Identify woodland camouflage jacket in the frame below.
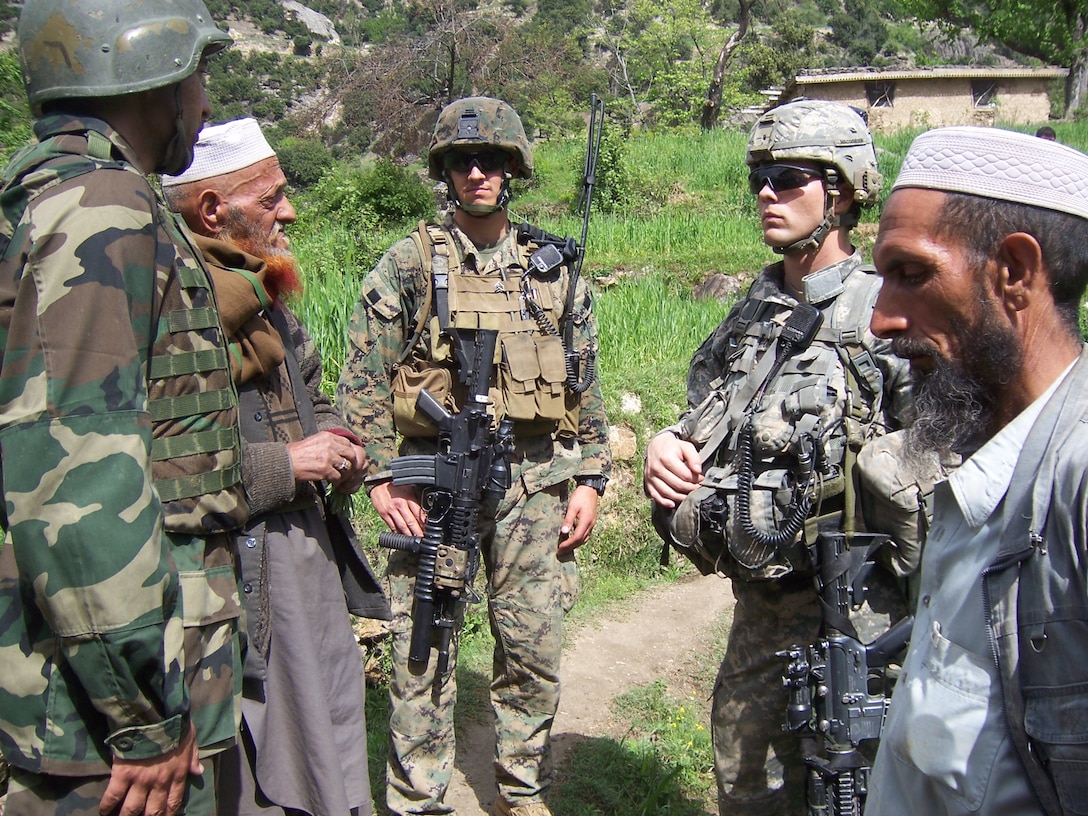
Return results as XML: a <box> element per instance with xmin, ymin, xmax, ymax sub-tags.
<box><xmin>337</xmin><ymin>213</ymin><xmax>611</xmax><ymax>494</ymax></box>
<box><xmin>0</xmin><ymin>114</ymin><xmax>245</xmax><ymax>775</ymax></box>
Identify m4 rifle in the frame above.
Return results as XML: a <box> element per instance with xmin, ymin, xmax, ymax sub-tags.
<box><xmin>378</xmin><ymin>328</ymin><xmax>514</xmax><ymax>680</ymax></box>
<box><xmin>779</xmin><ymin>531</ymin><xmax>914</xmax><ymax>816</ymax></box>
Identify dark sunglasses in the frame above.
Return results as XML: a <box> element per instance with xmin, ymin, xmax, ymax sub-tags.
<box><xmin>444</xmin><ymin>149</ymin><xmax>509</xmax><ymax>174</ymax></box>
<box><xmin>747</xmin><ymin>164</ymin><xmax>823</xmax><ymax>195</ymax></box>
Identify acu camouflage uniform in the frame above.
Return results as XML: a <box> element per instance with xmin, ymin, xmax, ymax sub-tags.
<box><xmin>337</xmin><ymin>210</ymin><xmax>611</xmax><ymax>815</ymax></box>
<box><xmin>668</xmin><ymin>253</ymin><xmax>912</xmax><ymax>816</ymax></box>
<box><xmin>0</xmin><ymin>114</ymin><xmax>245</xmax><ymax>813</ymax></box>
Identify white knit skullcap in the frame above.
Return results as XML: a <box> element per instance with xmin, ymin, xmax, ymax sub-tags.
<box><xmin>161</xmin><ymin>118</ymin><xmax>276</xmax><ymax>187</ymax></box>
<box><xmin>892</xmin><ymin>126</ymin><xmax>1088</xmax><ymax>222</ymax></box>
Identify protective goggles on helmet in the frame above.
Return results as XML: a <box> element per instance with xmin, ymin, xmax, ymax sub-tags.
<box><xmin>444</xmin><ymin>149</ymin><xmax>510</xmax><ymax>174</ymax></box>
<box><xmin>748</xmin><ymin>164</ymin><xmax>824</xmax><ymax>196</ymax></box>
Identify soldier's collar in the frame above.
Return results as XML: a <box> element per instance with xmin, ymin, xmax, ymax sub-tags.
<box><xmin>799</xmin><ymin>251</ymin><xmax>861</xmax><ymax>305</ymax></box>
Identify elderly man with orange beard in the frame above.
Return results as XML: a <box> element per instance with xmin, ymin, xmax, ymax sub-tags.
<box><xmin>162</xmin><ymin>118</ymin><xmax>390</xmax><ymax>816</ymax></box>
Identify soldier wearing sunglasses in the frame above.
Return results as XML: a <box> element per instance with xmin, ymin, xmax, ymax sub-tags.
<box><xmin>646</xmin><ymin>100</ymin><xmax>919</xmax><ymax>816</ymax></box>
<box><xmin>338</xmin><ymin>97</ymin><xmax>611</xmax><ymax>816</ymax></box>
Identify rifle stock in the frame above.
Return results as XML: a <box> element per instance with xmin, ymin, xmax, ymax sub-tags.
<box><xmin>378</xmin><ymin>328</ymin><xmax>514</xmax><ymax>680</ymax></box>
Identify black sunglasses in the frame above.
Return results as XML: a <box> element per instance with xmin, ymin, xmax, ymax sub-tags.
<box><xmin>748</xmin><ymin>164</ymin><xmax>824</xmax><ymax>196</ymax></box>
<box><xmin>444</xmin><ymin>149</ymin><xmax>509</xmax><ymax>174</ymax></box>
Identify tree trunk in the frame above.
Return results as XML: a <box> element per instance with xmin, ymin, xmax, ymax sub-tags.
<box><xmin>700</xmin><ymin>0</ymin><xmax>753</xmax><ymax>130</ymax></box>
<box><xmin>1066</xmin><ymin>56</ymin><xmax>1087</xmax><ymax>118</ymax></box>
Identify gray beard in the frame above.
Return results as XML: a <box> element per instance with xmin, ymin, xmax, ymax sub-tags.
<box><xmin>896</xmin><ymin>310</ymin><xmax>1022</xmax><ymax>465</ymax></box>
<box><xmin>904</xmin><ymin>361</ymin><xmax>992</xmax><ymax>465</ymax></box>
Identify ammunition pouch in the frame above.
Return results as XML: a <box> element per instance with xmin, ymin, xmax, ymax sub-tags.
<box><xmin>500</xmin><ymin>333</ymin><xmax>568</xmax><ymax>423</ymax></box>
<box><xmin>654</xmin><ymin>464</ymin><xmax>824</xmax><ymax>582</ymax></box>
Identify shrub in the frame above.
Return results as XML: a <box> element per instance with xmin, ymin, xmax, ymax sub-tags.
<box><xmin>308</xmin><ymin>158</ymin><xmax>436</xmax><ymax>236</ymax></box>
<box><xmin>275</xmin><ymin>136</ymin><xmax>335</xmax><ymax>189</ymax></box>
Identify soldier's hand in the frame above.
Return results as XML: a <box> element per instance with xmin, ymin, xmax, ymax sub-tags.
<box><xmin>644</xmin><ymin>431</ymin><xmax>703</xmax><ymax>508</ymax></box>
<box><xmin>100</xmin><ymin>723</ymin><xmax>201</xmax><ymax>816</ymax></box>
<box><xmin>558</xmin><ymin>485</ymin><xmax>599</xmax><ymax>554</ymax></box>
<box><xmin>371</xmin><ymin>481</ymin><xmax>425</xmax><ymax>537</ymax></box>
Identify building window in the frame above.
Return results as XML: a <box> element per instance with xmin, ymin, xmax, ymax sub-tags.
<box><xmin>972</xmin><ymin>79</ymin><xmax>997</xmax><ymax>107</ymax></box>
<box><xmin>865</xmin><ymin>81</ymin><xmax>895</xmax><ymax>108</ymax></box>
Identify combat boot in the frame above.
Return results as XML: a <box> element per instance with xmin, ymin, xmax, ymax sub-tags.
<box><xmin>492</xmin><ymin>798</ymin><xmax>553</xmax><ymax>816</ymax></box>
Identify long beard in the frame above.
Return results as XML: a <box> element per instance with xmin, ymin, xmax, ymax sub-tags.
<box><xmin>895</xmin><ymin>303</ymin><xmax>1022</xmax><ymax>463</ymax></box>
<box><xmin>220</xmin><ymin>209</ymin><xmax>303</xmax><ymax>303</ymax></box>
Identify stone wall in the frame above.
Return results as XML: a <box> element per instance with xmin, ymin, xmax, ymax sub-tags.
<box><xmin>795</xmin><ymin>76</ymin><xmax>1053</xmax><ymax>131</ymax></box>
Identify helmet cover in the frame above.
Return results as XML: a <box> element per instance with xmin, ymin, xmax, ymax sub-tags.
<box><xmin>428</xmin><ymin>96</ymin><xmax>533</xmax><ymax>180</ymax></box>
<box><xmin>746</xmin><ymin>99</ymin><xmax>882</xmax><ymax>206</ymax></box>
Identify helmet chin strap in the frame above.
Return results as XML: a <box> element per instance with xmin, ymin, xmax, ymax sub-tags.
<box><xmin>445</xmin><ymin>169</ymin><xmax>513</xmax><ymax>217</ymax></box>
<box><xmin>158</xmin><ymin>84</ymin><xmax>195</xmax><ymax>176</ymax></box>
<box><xmin>771</xmin><ymin>168</ymin><xmax>842</xmax><ymax>256</ymax></box>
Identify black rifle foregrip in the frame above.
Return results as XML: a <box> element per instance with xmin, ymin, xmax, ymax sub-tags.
<box><xmin>378</xmin><ymin>531</ymin><xmax>423</xmax><ymax>552</ymax></box>
<box><xmin>408</xmin><ymin>517</ymin><xmax>445</xmax><ymax>665</ymax></box>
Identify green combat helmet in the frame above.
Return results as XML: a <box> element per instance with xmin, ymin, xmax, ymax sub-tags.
<box><xmin>428</xmin><ymin>96</ymin><xmax>532</xmax><ymax>215</ymax></box>
<box><xmin>18</xmin><ymin>0</ymin><xmax>232</xmax><ymax>112</ymax></box>
<box><xmin>747</xmin><ymin>99</ymin><xmax>883</xmax><ymax>254</ymax></box>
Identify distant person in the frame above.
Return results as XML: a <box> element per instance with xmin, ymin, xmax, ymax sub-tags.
<box><xmin>338</xmin><ymin>96</ymin><xmax>612</xmax><ymax>816</ymax></box>
<box><xmin>645</xmin><ymin>100</ymin><xmax>915</xmax><ymax>816</ymax></box>
<box><xmin>163</xmin><ymin>118</ymin><xmax>390</xmax><ymax>816</ymax></box>
<box><xmin>1035</xmin><ymin>125</ymin><xmax>1057</xmax><ymax>140</ymax></box>
<box><xmin>0</xmin><ymin>2</ymin><xmax>244</xmax><ymax>816</ymax></box>
<box><xmin>864</xmin><ymin>127</ymin><xmax>1088</xmax><ymax>815</ymax></box>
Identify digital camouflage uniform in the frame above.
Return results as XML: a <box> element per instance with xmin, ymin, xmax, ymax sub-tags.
<box><xmin>680</xmin><ymin>256</ymin><xmax>912</xmax><ymax>816</ymax></box>
<box><xmin>0</xmin><ymin>113</ymin><xmax>245</xmax><ymax>815</ymax></box>
<box><xmin>337</xmin><ymin>207</ymin><xmax>611</xmax><ymax>814</ymax></box>
<box><xmin>652</xmin><ymin>101</ymin><xmax>917</xmax><ymax>816</ymax></box>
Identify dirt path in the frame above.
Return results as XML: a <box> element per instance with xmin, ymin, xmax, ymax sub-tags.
<box><xmin>442</xmin><ymin>573</ymin><xmax>735</xmax><ymax>815</ymax></box>
<box><xmin>0</xmin><ymin>574</ymin><xmax>732</xmax><ymax>816</ymax></box>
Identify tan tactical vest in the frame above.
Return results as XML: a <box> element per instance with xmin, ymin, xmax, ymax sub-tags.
<box><xmin>392</xmin><ymin>221</ymin><xmax>579</xmax><ymax>438</ymax></box>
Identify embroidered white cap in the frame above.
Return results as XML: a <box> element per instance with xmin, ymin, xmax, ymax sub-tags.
<box><xmin>161</xmin><ymin>118</ymin><xmax>276</xmax><ymax>187</ymax></box>
<box><xmin>892</xmin><ymin>126</ymin><xmax>1088</xmax><ymax>222</ymax></box>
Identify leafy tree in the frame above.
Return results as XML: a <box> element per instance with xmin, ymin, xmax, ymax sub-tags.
<box><xmin>902</xmin><ymin>0</ymin><xmax>1088</xmax><ymax>116</ymax></box>
<box><xmin>535</xmin><ymin>0</ymin><xmax>592</xmax><ymax>33</ymax></box>
<box><xmin>700</xmin><ymin>0</ymin><xmax>754</xmax><ymax>129</ymax></box>
<box><xmin>830</xmin><ymin>0</ymin><xmax>889</xmax><ymax>65</ymax></box>
<box><xmin>599</xmin><ymin>0</ymin><xmax>718</xmax><ymax>126</ymax></box>
<box><xmin>308</xmin><ymin>158</ymin><xmax>434</xmax><ymax>235</ymax></box>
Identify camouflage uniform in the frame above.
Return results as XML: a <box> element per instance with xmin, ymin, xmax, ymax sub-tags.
<box><xmin>0</xmin><ymin>112</ymin><xmax>245</xmax><ymax>814</ymax></box>
<box><xmin>678</xmin><ymin>255</ymin><xmax>913</xmax><ymax>816</ymax></box>
<box><xmin>337</xmin><ymin>206</ymin><xmax>611</xmax><ymax>814</ymax></box>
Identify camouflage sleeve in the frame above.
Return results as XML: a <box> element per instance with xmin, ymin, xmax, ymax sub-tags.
<box><xmin>870</xmin><ymin>333</ymin><xmax>914</xmax><ymax>431</ymax></box>
<box><xmin>336</xmin><ymin>237</ymin><xmax>424</xmax><ymax>480</ymax></box>
<box><xmin>571</xmin><ymin>274</ymin><xmax>611</xmax><ymax>477</ymax></box>
<box><xmin>0</xmin><ymin>169</ymin><xmax>186</xmax><ymax>757</ymax></box>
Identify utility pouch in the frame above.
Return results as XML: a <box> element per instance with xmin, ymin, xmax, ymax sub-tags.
<box><xmin>856</xmin><ymin>430</ymin><xmax>948</xmax><ymax>577</ymax></box>
<box><xmin>392</xmin><ymin>364</ymin><xmax>457</xmax><ymax>437</ymax></box>
<box><xmin>655</xmin><ymin>466</ymin><xmax>811</xmax><ymax>581</ymax></box>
